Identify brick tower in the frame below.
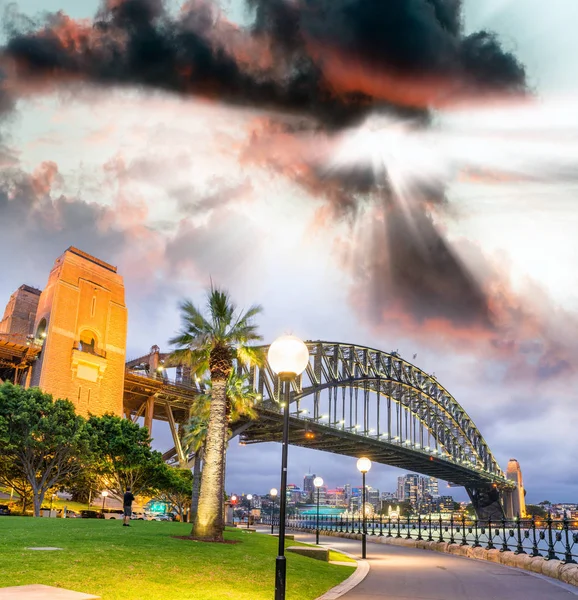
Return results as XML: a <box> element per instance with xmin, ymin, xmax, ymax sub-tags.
<box><xmin>0</xmin><ymin>285</ymin><xmax>42</xmax><ymax>337</ymax></box>
<box><xmin>30</xmin><ymin>247</ymin><xmax>127</xmax><ymax>417</ymax></box>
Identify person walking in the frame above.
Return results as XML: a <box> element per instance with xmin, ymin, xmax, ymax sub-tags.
<box><xmin>123</xmin><ymin>487</ymin><xmax>135</xmax><ymax>527</ymax></box>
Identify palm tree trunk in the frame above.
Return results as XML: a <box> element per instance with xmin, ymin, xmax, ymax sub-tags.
<box><xmin>191</xmin><ymin>378</ymin><xmax>228</xmax><ymax>540</ymax></box>
<box><xmin>191</xmin><ymin>442</ymin><xmax>204</xmax><ymax>522</ymax></box>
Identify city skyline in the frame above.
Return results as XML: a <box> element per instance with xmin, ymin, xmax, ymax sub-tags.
<box><xmin>1</xmin><ymin>0</ymin><xmax>578</xmax><ymax>503</ymax></box>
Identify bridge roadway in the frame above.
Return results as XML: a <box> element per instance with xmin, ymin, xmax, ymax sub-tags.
<box><xmin>283</xmin><ymin>530</ymin><xmax>578</xmax><ymax>600</ymax></box>
<box><xmin>237</xmin><ymin>402</ymin><xmax>509</xmax><ymax>491</ymax></box>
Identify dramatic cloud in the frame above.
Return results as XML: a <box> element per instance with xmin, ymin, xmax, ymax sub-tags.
<box><xmin>0</xmin><ymin>0</ymin><xmax>530</xmax><ymax>331</ymax></box>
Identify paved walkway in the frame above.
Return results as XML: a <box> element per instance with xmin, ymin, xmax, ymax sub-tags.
<box><xmin>289</xmin><ymin>531</ymin><xmax>578</xmax><ymax>600</ymax></box>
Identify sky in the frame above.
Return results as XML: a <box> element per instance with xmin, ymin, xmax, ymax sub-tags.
<box><xmin>0</xmin><ymin>0</ymin><xmax>578</xmax><ymax>504</ymax></box>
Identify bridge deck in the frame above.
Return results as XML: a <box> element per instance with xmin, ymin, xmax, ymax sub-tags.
<box><xmin>239</xmin><ymin>405</ymin><xmax>513</xmax><ymax>490</ymax></box>
<box><xmin>123</xmin><ymin>371</ymin><xmax>198</xmax><ymax>424</ymax></box>
<box><xmin>0</xmin><ymin>335</ymin><xmax>42</xmax><ymax>382</ymax></box>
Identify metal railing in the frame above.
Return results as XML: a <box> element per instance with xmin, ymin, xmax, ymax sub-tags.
<box><xmin>0</xmin><ymin>333</ymin><xmax>42</xmax><ymax>348</ymax></box>
<box><xmin>73</xmin><ymin>342</ymin><xmax>106</xmax><ymax>359</ymax></box>
<box><xmin>125</xmin><ymin>367</ymin><xmax>198</xmax><ymax>391</ymax></box>
<box><xmin>261</xmin><ymin>514</ymin><xmax>578</xmax><ymax>562</ymax></box>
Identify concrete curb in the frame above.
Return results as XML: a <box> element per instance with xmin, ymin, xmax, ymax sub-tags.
<box><xmin>289</xmin><ymin>528</ymin><xmax>578</xmax><ymax>589</ymax></box>
<box><xmin>314</xmin><ymin>548</ymin><xmax>369</xmax><ymax>600</ymax></box>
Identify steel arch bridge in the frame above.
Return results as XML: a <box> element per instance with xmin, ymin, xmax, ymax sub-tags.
<box><xmin>235</xmin><ymin>341</ymin><xmax>514</xmax><ymax>519</ymax></box>
<box><xmin>124</xmin><ymin>340</ymin><xmax>516</xmax><ymax>519</ymax></box>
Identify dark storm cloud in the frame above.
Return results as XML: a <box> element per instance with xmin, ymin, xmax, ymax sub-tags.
<box><xmin>0</xmin><ymin>0</ymin><xmax>526</xmax><ymax>328</ymax></box>
<box><xmin>251</xmin><ymin>0</ymin><xmax>525</xmax><ymax>99</ymax></box>
<box><xmin>384</xmin><ymin>207</ymin><xmax>489</xmax><ymax>325</ymax></box>
<box><xmin>2</xmin><ymin>0</ymin><xmax>525</xmax><ymax>121</ymax></box>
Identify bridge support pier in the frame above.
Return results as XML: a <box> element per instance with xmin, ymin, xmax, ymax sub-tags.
<box><xmin>503</xmin><ymin>459</ymin><xmax>526</xmax><ymax>518</ymax></box>
<box><xmin>144</xmin><ymin>395</ymin><xmax>155</xmax><ymax>435</ymax></box>
<box><xmin>466</xmin><ymin>485</ymin><xmax>505</xmax><ymax>520</ymax></box>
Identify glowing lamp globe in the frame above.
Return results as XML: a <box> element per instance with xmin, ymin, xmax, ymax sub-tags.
<box><xmin>231</xmin><ymin>495</ymin><xmax>237</xmax><ymax>504</ymax></box>
<box><xmin>313</xmin><ymin>477</ymin><xmax>324</xmax><ymax>488</ymax></box>
<box><xmin>102</xmin><ymin>491</ymin><xmax>109</xmax><ymax>497</ymax></box>
<box><xmin>270</xmin><ymin>488</ymin><xmax>278</xmax><ymax>497</ymax></box>
<box><xmin>356</xmin><ymin>457</ymin><xmax>372</xmax><ymax>473</ymax></box>
<box><xmin>247</xmin><ymin>494</ymin><xmax>253</xmax><ymax>501</ymax></box>
<box><xmin>268</xmin><ymin>335</ymin><xmax>309</xmax><ymax>377</ymax></box>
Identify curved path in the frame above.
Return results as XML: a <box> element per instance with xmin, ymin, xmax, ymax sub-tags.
<box><xmin>292</xmin><ymin>531</ymin><xmax>578</xmax><ymax>600</ymax></box>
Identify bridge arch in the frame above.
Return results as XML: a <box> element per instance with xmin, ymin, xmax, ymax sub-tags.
<box><xmin>238</xmin><ymin>341</ymin><xmax>512</xmax><ymax>518</ymax></box>
<box><xmin>243</xmin><ymin>342</ymin><xmax>501</xmax><ymax>474</ymax></box>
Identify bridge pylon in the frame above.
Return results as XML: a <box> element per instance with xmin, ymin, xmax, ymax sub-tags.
<box><xmin>502</xmin><ymin>458</ymin><xmax>526</xmax><ymax>519</ymax></box>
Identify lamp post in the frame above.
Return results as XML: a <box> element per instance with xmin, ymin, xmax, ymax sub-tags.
<box><xmin>270</xmin><ymin>488</ymin><xmax>278</xmax><ymax>534</ymax></box>
<box><xmin>356</xmin><ymin>457</ymin><xmax>372</xmax><ymax>559</ymax></box>
<box><xmin>50</xmin><ymin>493</ymin><xmax>56</xmax><ymax>517</ymax></box>
<box><xmin>101</xmin><ymin>491</ymin><xmax>109</xmax><ymax>515</ymax></box>
<box><xmin>231</xmin><ymin>495</ymin><xmax>238</xmax><ymax>526</ymax></box>
<box><xmin>314</xmin><ymin>477</ymin><xmax>324</xmax><ymax>545</ymax></box>
<box><xmin>246</xmin><ymin>494</ymin><xmax>253</xmax><ymax>529</ymax></box>
<box><xmin>268</xmin><ymin>335</ymin><xmax>310</xmax><ymax>600</ymax></box>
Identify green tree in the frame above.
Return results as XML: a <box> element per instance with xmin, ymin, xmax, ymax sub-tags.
<box><xmin>61</xmin><ymin>468</ymin><xmax>101</xmax><ymax>505</ymax></box>
<box><xmin>0</xmin><ymin>382</ymin><xmax>91</xmax><ymax>517</ymax></box>
<box><xmin>158</xmin><ymin>468</ymin><xmax>193</xmax><ymax>521</ymax></box>
<box><xmin>86</xmin><ymin>414</ymin><xmax>168</xmax><ymax>500</ymax></box>
<box><xmin>0</xmin><ymin>460</ymin><xmax>34</xmax><ymax>514</ymax></box>
<box><xmin>526</xmin><ymin>504</ymin><xmax>547</xmax><ymax>518</ymax></box>
<box><xmin>169</xmin><ymin>288</ymin><xmax>263</xmax><ymax>541</ymax></box>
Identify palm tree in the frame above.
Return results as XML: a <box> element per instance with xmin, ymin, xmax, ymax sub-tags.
<box><xmin>183</xmin><ymin>372</ymin><xmax>261</xmax><ymax>524</ymax></box>
<box><xmin>183</xmin><ymin>413</ymin><xmax>209</xmax><ymax>523</ymax></box>
<box><xmin>168</xmin><ymin>287</ymin><xmax>263</xmax><ymax>541</ymax></box>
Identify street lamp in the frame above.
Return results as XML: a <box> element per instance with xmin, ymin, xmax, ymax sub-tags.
<box><xmin>270</xmin><ymin>488</ymin><xmax>278</xmax><ymax>534</ymax></box>
<box><xmin>314</xmin><ymin>477</ymin><xmax>324</xmax><ymax>545</ymax></box>
<box><xmin>231</xmin><ymin>495</ymin><xmax>238</xmax><ymax>526</ymax></box>
<box><xmin>101</xmin><ymin>491</ymin><xmax>109</xmax><ymax>515</ymax></box>
<box><xmin>50</xmin><ymin>493</ymin><xmax>56</xmax><ymax>517</ymax></box>
<box><xmin>356</xmin><ymin>457</ymin><xmax>372</xmax><ymax>559</ymax></box>
<box><xmin>268</xmin><ymin>335</ymin><xmax>310</xmax><ymax>600</ymax></box>
<box><xmin>246</xmin><ymin>494</ymin><xmax>253</xmax><ymax>529</ymax></box>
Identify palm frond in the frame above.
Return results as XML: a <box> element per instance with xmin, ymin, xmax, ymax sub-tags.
<box><xmin>235</xmin><ymin>345</ymin><xmax>265</xmax><ymax>367</ymax></box>
<box><xmin>170</xmin><ymin>287</ymin><xmax>263</xmax><ymax>384</ymax></box>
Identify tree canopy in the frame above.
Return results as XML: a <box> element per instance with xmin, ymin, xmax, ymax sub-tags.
<box><xmin>86</xmin><ymin>414</ymin><xmax>168</xmax><ymax>500</ymax></box>
<box><xmin>0</xmin><ymin>382</ymin><xmax>92</xmax><ymax>516</ymax></box>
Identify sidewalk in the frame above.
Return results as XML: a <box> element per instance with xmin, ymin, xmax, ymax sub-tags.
<box><xmin>288</xmin><ymin>531</ymin><xmax>578</xmax><ymax>600</ymax></box>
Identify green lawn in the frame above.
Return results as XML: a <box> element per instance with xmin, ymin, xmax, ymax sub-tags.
<box><xmin>329</xmin><ymin>550</ymin><xmax>356</xmax><ymax>563</ymax></box>
<box><xmin>0</xmin><ymin>518</ymin><xmax>355</xmax><ymax>600</ymax></box>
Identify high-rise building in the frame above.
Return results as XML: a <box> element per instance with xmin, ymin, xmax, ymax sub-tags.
<box><xmin>367</xmin><ymin>487</ymin><xmax>380</xmax><ymax>509</ymax></box>
<box><xmin>303</xmin><ymin>474</ymin><xmax>316</xmax><ymax>501</ymax></box>
<box><xmin>325</xmin><ymin>488</ymin><xmax>346</xmax><ymax>506</ymax></box>
<box><xmin>396</xmin><ymin>477</ymin><xmax>405</xmax><ymax>501</ymax></box>
<box><xmin>344</xmin><ymin>484</ymin><xmax>352</xmax><ymax>506</ymax></box>
<box><xmin>427</xmin><ymin>477</ymin><xmax>439</xmax><ymax>497</ymax></box>
<box><xmin>396</xmin><ymin>474</ymin><xmax>439</xmax><ymax>508</ymax></box>
<box><xmin>437</xmin><ymin>495</ymin><xmax>455</xmax><ymax>512</ymax></box>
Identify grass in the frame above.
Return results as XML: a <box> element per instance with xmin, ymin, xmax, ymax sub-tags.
<box><xmin>328</xmin><ymin>550</ymin><xmax>356</xmax><ymax>563</ymax></box>
<box><xmin>0</xmin><ymin>518</ymin><xmax>355</xmax><ymax>600</ymax></box>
